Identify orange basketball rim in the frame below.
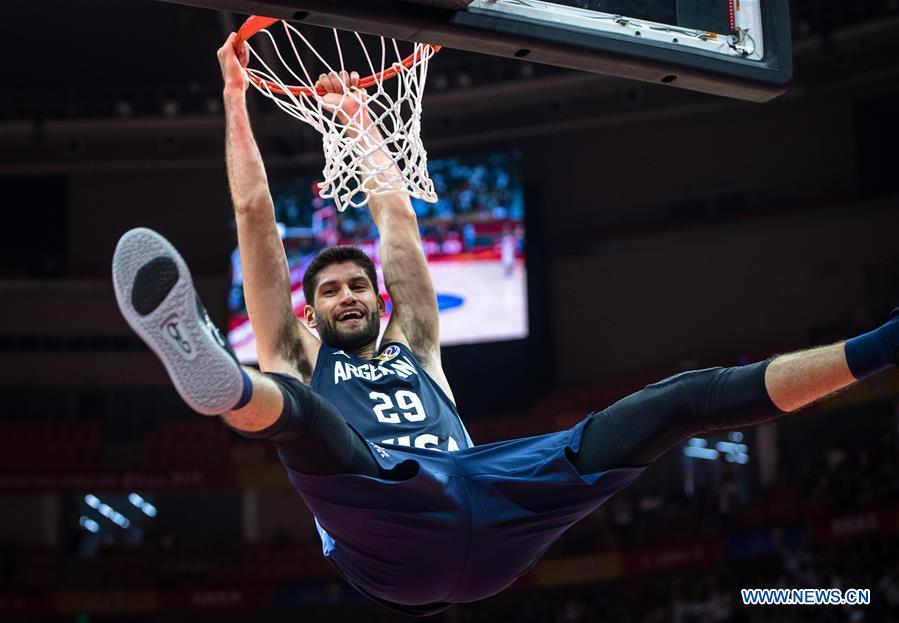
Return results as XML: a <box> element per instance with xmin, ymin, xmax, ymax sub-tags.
<box><xmin>235</xmin><ymin>15</ymin><xmax>441</xmax><ymax>97</ymax></box>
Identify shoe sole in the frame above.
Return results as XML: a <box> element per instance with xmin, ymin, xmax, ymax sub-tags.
<box><xmin>112</xmin><ymin>228</ymin><xmax>243</xmax><ymax>415</ymax></box>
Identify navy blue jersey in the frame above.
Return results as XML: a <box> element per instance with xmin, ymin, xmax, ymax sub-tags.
<box><xmin>309</xmin><ymin>342</ymin><xmax>473</xmax><ymax>452</ymax></box>
<box><xmin>288</xmin><ymin>343</ymin><xmax>647</xmax><ymax>615</ymax></box>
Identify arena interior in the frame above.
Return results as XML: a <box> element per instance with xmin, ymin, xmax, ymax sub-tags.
<box><xmin>1</xmin><ymin>1</ymin><xmax>899</xmax><ymax>621</ymax></box>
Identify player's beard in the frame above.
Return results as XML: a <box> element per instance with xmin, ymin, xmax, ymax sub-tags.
<box><xmin>316</xmin><ymin>309</ymin><xmax>380</xmax><ymax>352</ymax></box>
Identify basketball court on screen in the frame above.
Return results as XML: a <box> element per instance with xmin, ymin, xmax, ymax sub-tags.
<box><xmin>230</xmin><ymin>256</ymin><xmax>527</xmax><ymax>361</ymax></box>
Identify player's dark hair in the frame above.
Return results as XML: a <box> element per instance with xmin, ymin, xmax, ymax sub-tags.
<box><xmin>302</xmin><ymin>245</ymin><xmax>379</xmax><ymax>305</ymax></box>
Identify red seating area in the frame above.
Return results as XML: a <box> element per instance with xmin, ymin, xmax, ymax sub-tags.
<box><xmin>137</xmin><ymin>419</ymin><xmax>231</xmax><ymax>470</ymax></box>
<box><xmin>0</xmin><ymin>418</ymin><xmax>231</xmax><ymax>477</ymax></box>
<box><xmin>0</xmin><ymin>369</ymin><xmax>892</xmax><ymax>478</ymax></box>
<box><xmin>0</xmin><ymin>421</ymin><xmax>102</xmax><ymax>474</ymax></box>
<box><xmin>14</xmin><ymin>543</ymin><xmax>336</xmax><ymax>590</ymax></box>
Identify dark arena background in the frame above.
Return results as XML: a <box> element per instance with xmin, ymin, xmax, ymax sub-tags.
<box><xmin>2</xmin><ymin>1</ymin><xmax>899</xmax><ymax>622</ymax></box>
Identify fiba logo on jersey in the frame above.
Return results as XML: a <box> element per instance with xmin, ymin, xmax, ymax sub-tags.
<box><xmin>369</xmin><ymin>443</ymin><xmax>390</xmax><ymax>459</ymax></box>
<box><xmin>376</xmin><ymin>345</ymin><xmax>401</xmax><ymax>362</ymax></box>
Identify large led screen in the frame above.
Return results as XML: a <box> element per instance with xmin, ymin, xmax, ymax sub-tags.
<box><xmin>228</xmin><ymin>150</ymin><xmax>526</xmax><ymax>363</ymax></box>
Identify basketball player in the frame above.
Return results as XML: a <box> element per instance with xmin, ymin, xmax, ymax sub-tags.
<box><xmin>112</xmin><ymin>34</ymin><xmax>899</xmax><ymax>615</ymax></box>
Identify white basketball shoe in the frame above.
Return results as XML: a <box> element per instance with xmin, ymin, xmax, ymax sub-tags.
<box><xmin>112</xmin><ymin>228</ymin><xmax>246</xmax><ymax>415</ymax></box>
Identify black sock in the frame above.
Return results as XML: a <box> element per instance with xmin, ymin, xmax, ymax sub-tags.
<box><xmin>844</xmin><ymin>311</ymin><xmax>899</xmax><ymax>380</ymax></box>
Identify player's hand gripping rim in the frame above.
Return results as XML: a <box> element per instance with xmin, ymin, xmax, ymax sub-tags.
<box><xmin>315</xmin><ymin>70</ymin><xmax>380</xmax><ymax>141</ymax></box>
<box><xmin>218</xmin><ymin>32</ymin><xmax>250</xmax><ymax>93</ymax></box>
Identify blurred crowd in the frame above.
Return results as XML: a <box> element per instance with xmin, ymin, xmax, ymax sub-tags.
<box><xmin>2</xmin><ymin>396</ymin><xmax>891</xmax><ymax>622</ymax></box>
<box><xmin>451</xmin><ymin>539</ymin><xmax>899</xmax><ymax>623</ymax></box>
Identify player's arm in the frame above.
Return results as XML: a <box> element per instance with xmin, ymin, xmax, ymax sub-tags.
<box><xmin>371</xmin><ymin>187</ymin><xmax>454</xmax><ymax>398</ymax></box>
<box><xmin>219</xmin><ymin>34</ymin><xmax>320</xmax><ymax>380</ymax></box>
<box><xmin>369</xmin><ymin>190</ymin><xmax>439</xmax><ymax>356</ymax></box>
<box><xmin>316</xmin><ymin>72</ymin><xmax>451</xmax><ymax>396</ymax></box>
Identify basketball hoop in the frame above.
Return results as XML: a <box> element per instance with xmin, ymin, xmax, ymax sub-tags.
<box><xmin>235</xmin><ymin>16</ymin><xmax>441</xmax><ymax>211</ymax></box>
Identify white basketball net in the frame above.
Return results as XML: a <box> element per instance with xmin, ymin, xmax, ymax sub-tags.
<box><xmin>243</xmin><ymin>21</ymin><xmax>439</xmax><ymax>211</ymax></box>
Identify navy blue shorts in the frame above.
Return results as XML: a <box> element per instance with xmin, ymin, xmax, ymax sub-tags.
<box><xmin>284</xmin><ymin>415</ymin><xmax>646</xmax><ymax>613</ymax></box>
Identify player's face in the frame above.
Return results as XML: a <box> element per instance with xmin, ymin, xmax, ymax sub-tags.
<box><xmin>305</xmin><ymin>261</ymin><xmax>383</xmax><ymax>351</ymax></box>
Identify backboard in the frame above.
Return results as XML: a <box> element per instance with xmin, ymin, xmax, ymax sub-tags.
<box><xmin>159</xmin><ymin>0</ymin><xmax>792</xmax><ymax>102</ymax></box>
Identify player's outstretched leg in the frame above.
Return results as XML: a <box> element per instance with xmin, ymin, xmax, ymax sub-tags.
<box><xmin>112</xmin><ymin>228</ymin><xmax>383</xmax><ymax>478</ymax></box>
<box><xmin>112</xmin><ymin>227</ymin><xmax>252</xmax><ymax>415</ymax></box>
<box><xmin>575</xmin><ymin>309</ymin><xmax>899</xmax><ymax>474</ymax></box>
